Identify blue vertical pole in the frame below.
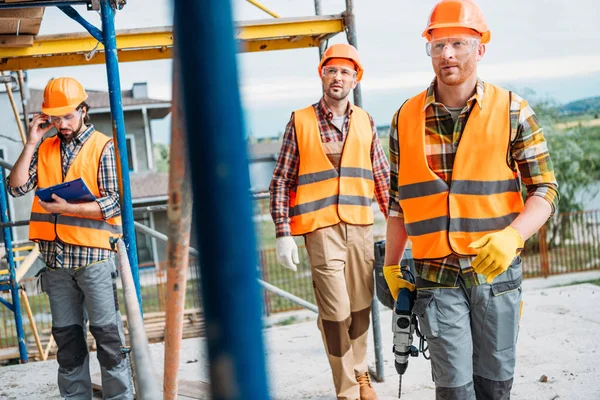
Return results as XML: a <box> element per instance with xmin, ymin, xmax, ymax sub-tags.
<box><xmin>99</xmin><ymin>0</ymin><xmax>142</xmax><ymax>310</ymax></box>
<box><xmin>173</xmin><ymin>1</ymin><xmax>269</xmax><ymax>399</ymax></box>
<box><xmin>0</xmin><ymin>168</ymin><xmax>28</xmax><ymax>363</ymax></box>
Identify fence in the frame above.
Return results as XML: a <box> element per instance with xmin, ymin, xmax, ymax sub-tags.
<box><xmin>0</xmin><ymin>257</ymin><xmax>202</xmax><ymax>352</ymax></box>
<box><xmin>259</xmin><ymin>209</ymin><xmax>600</xmax><ymax>313</ymax></box>
<box><xmin>1</xmin><ymin>210</ymin><xmax>599</xmax><ymax>352</ymax></box>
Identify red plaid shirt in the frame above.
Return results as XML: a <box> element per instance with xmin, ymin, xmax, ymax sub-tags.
<box><xmin>270</xmin><ymin>98</ymin><xmax>390</xmax><ymax>238</ymax></box>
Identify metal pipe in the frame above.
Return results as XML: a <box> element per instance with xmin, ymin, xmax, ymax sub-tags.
<box><xmin>344</xmin><ymin>0</ymin><xmax>362</xmax><ymax>107</ymax></box>
<box><xmin>58</xmin><ymin>5</ymin><xmax>104</xmax><ymax>42</ymax></box>
<box><xmin>313</xmin><ymin>0</ymin><xmax>325</xmax><ymax>59</ymax></box>
<box><xmin>20</xmin><ymin>288</ymin><xmax>46</xmax><ymax>361</ymax></box>
<box><xmin>246</xmin><ymin>0</ymin><xmax>280</xmax><ymax>18</ymax></box>
<box><xmin>370</xmin><ymin>296</ymin><xmax>385</xmax><ymax>382</ymax></box>
<box><xmin>17</xmin><ymin>71</ymin><xmax>28</xmax><ymax>138</ymax></box>
<box><xmin>1</xmin><ymin>72</ymin><xmax>26</xmax><ymax>145</ymax></box>
<box><xmin>0</xmin><ymin>158</ymin><xmax>13</xmax><ymax>170</ymax></box>
<box><xmin>100</xmin><ymin>0</ymin><xmax>142</xmax><ymax>309</ymax></box>
<box><xmin>0</xmin><ymin>296</ymin><xmax>14</xmax><ymax>312</ymax></box>
<box><xmin>133</xmin><ymin>204</ymin><xmax>168</xmax><ymax>214</ymax></box>
<box><xmin>163</xmin><ymin>46</ymin><xmax>193</xmax><ymax>400</ymax></box>
<box><xmin>257</xmin><ymin>280</ymin><xmax>318</xmax><ymax>313</ymax></box>
<box><xmin>0</xmin><ymin>168</ymin><xmax>28</xmax><ymax>363</ymax></box>
<box><xmin>174</xmin><ymin>1</ymin><xmax>269</xmax><ymax>398</ymax></box>
<box><xmin>0</xmin><ymin>220</ymin><xmax>29</xmax><ymax>228</ymax></box>
<box><xmin>115</xmin><ymin>239</ymin><xmax>160</xmax><ymax>400</ymax></box>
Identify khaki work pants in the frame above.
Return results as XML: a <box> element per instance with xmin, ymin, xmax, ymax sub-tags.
<box><xmin>304</xmin><ymin>222</ymin><xmax>375</xmax><ymax>400</ymax></box>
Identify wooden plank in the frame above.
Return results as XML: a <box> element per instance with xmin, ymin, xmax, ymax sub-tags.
<box><xmin>0</xmin><ymin>34</ymin><xmax>32</xmax><ymax>47</ymax></box>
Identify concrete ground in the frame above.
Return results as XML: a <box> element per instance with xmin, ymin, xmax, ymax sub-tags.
<box><xmin>0</xmin><ymin>272</ymin><xmax>599</xmax><ymax>399</ymax></box>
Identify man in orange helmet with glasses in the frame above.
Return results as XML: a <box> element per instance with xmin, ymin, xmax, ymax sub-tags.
<box><xmin>384</xmin><ymin>0</ymin><xmax>559</xmax><ymax>399</ymax></box>
<box><xmin>7</xmin><ymin>77</ymin><xmax>133</xmax><ymax>399</ymax></box>
<box><xmin>269</xmin><ymin>44</ymin><xmax>389</xmax><ymax>400</ymax></box>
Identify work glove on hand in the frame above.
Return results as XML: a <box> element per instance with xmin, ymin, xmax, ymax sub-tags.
<box><xmin>383</xmin><ymin>265</ymin><xmax>416</xmax><ymax>300</ymax></box>
<box><xmin>276</xmin><ymin>236</ymin><xmax>299</xmax><ymax>272</ymax></box>
<box><xmin>469</xmin><ymin>226</ymin><xmax>524</xmax><ymax>284</ymax></box>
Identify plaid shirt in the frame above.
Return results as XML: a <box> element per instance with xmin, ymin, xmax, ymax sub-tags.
<box><xmin>7</xmin><ymin>125</ymin><xmax>121</xmax><ymax>269</ymax></box>
<box><xmin>389</xmin><ymin>78</ymin><xmax>560</xmax><ymax>287</ymax></box>
<box><xmin>270</xmin><ymin>98</ymin><xmax>390</xmax><ymax>238</ymax></box>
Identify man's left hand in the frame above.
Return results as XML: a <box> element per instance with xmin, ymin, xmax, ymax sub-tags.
<box><xmin>469</xmin><ymin>226</ymin><xmax>524</xmax><ymax>284</ymax></box>
<box><xmin>38</xmin><ymin>194</ymin><xmax>72</xmax><ymax>215</ymax></box>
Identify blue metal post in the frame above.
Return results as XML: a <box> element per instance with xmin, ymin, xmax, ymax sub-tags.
<box><xmin>174</xmin><ymin>1</ymin><xmax>269</xmax><ymax>399</ymax></box>
<box><xmin>0</xmin><ymin>168</ymin><xmax>28</xmax><ymax>363</ymax></box>
<box><xmin>99</xmin><ymin>0</ymin><xmax>142</xmax><ymax>310</ymax></box>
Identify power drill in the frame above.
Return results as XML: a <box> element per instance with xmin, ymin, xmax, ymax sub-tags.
<box><xmin>391</xmin><ymin>265</ymin><xmax>419</xmax><ymax>398</ymax></box>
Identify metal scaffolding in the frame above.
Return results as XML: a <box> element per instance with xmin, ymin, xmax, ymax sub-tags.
<box><xmin>0</xmin><ymin>0</ymin><xmax>382</xmax><ymax>398</ymax></box>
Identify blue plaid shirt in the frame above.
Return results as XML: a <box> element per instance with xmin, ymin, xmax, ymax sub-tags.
<box><xmin>7</xmin><ymin>125</ymin><xmax>121</xmax><ymax>268</ymax></box>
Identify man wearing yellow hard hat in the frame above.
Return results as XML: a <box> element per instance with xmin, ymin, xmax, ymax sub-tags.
<box><xmin>384</xmin><ymin>0</ymin><xmax>559</xmax><ymax>398</ymax></box>
<box><xmin>269</xmin><ymin>44</ymin><xmax>390</xmax><ymax>399</ymax></box>
<box><xmin>7</xmin><ymin>77</ymin><xmax>132</xmax><ymax>399</ymax></box>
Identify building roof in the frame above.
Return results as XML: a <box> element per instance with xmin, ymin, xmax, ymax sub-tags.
<box><xmin>249</xmin><ymin>140</ymin><xmax>282</xmax><ymax>161</ymax></box>
<box><xmin>28</xmin><ymin>85</ymin><xmax>170</xmax><ymax>116</ymax></box>
<box><xmin>129</xmin><ymin>171</ymin><xmax>169</xmax><ymax>203</ymax></box>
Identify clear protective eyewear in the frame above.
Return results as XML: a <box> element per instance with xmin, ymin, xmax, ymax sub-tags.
<box><xmin>48</xmin><ymin>108</ymin><xmax>82</xmax><ymax>124</ymax></box>
<box><xmin>321</xmin><ymin>66</ymin><xmax>357</xmax><ymax>80</ymax></box>
<box><xmin>426</xmin><ymin>37</ymin><xmax>479</xmax><ymax>58</ymax></box>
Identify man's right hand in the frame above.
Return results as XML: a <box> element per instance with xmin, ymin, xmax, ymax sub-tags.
<box><xmin>383</xmin><ymin>265</ymin><xmax>415</xmax><ymax>300</ymax></box>
<box><xmin>27</xmin><ymin>114</ymin><xmax>53</xmax><ymax>145</ymax></box>
<box><xmin>276</xmin><ymin>236</ymin><xmax>299</xmax><ymax>272</ymax></box>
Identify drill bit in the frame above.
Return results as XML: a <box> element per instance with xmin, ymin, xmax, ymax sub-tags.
<box><xmin>398</xmin><ymin>375</ymin><xmax>402</xmax><ymax>398</ymax></box>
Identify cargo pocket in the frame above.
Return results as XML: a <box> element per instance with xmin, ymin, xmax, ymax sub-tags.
<box><xmin>37</xmin><ymin>267</ymin><xmax>52</xmax><ymax>295</ymax></box>
<box><xmin>412</xmin><ymin>290</ymin><xmax>439</xmax><ymax>339</ymax></box>
<box><xmin>489</xmin><ymin>277</ymin><xmax>522</xmax><ymax>351</ymax></box>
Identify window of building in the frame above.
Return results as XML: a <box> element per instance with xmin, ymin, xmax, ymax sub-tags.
<box><xmin>135</xmin><ymin>212</ymin><xmax>155</xmax><ymax>266</ymax></box>
<box><xmin>126</xmin><ymin>135</ymin><xmax>138</xmax><ymax>173</ymax></box>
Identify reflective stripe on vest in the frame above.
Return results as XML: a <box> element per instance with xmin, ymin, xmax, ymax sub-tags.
<box><xmin>397</xmin><ymin>83</ymin><xmax>524</xmax><ymax>259</ymax></box>
<box><xmin>29</xmin><ymin>131</ymin><xmax>123</xmax><ymax>250</ymax></box>
<box><xmin>289</xmin><ymin>105</ymin><xmax>375</xmax><ymax>235</ymax></box>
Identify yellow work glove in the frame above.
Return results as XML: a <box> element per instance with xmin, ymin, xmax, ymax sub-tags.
<box><xmin>468</xmin><ymin>226</ymin><xmax>524</xmax><ymax>284</ymax></box>
<box><xmin>383</xmin><ymin>265</ymin><xmax>416</xmax><ymax>300</ymax></box>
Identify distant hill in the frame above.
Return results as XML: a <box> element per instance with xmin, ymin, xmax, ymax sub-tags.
<box><xmin>560</xmin><ymin>96</ymin><xmax>600</xmax><ymax>115</ymax></box>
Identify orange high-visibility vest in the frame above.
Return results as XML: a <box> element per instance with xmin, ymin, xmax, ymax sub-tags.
<box><xmin>397</xmin><ymin>83</ymin><xmax>524</xmax><ymax>259</ymax></box>
<box><xmin>289</xmin><ymin>105</ymin><xmax>375</xmax><ymax>235</ymax></box>
<box><xmin>29</xmin><ymin>131</ymin><xmax>122</xmax><ymax>250</ymax></box>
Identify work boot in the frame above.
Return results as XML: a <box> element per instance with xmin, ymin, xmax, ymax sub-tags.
<box><xmin>356</xmin><ymin>371</ymin><xmax>378</xmax><ymax>400</ymax></box>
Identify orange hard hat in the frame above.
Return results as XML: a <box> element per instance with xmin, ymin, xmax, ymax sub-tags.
<box><xmin>42</xmin><ymin>77</ymin><xmax>88</xmax><ymax>116</ymax></box>
<box><xmin>318</xmin><ymin>44</ymin><xmax>364</xmax><ymax>82</ymax></box>
<box><xmin>422</xmin><ymin>0</ymin><xmax>490</xmax><ymax>44</ymax></box>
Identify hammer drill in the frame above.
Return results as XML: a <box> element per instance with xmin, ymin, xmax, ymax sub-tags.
<box><xmin>392</xmin><ymin>267</ymin><xmax>419</xmax><ymax>398</ymax></box>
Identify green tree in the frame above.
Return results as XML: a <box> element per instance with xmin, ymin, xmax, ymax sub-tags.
<box><xmin>154</xmin><ymin>143</ymin><xmax>170</xmax><ymax>173</ymax></box>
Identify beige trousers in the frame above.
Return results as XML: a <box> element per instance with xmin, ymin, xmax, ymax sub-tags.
<box><xmin>305</xmin><ymin>222</ymin><xmax>375</xmax><ymax>400</ymax></box>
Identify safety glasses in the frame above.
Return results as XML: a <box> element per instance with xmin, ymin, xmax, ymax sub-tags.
<box><xmin>426</xmin><ymin>37</ymin><xmax>479</xmax><ymax>58</ymax></box>
<box><xmin>321</xmin><ymin>66</ymin><xmax>357</xmax><ymax>80</ymax></box>
<box><xmin>48</xmin><ymin>108</ymin><xmax>82</xmax><ymax>125</ymax></box>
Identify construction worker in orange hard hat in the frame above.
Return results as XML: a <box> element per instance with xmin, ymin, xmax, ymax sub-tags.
<box><xmin>269</xmin><ymin>43</ymin><xmax>389</xmax><ymax>400</ymax></box>
<box><xmin>7</xmin><ymin>77</ymin><xmax>133</xmax><ymax>399</ymax></box>
<box><xmin>384</xmin><ymin>0</ymin><xmax>559</xmax><ymax>399</ymax></box>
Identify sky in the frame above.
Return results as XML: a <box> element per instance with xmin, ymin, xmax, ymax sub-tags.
<box><xmin>25</xmin><ymin>0</ymin><xmax>600</xmax><ymax>143</ymax></box>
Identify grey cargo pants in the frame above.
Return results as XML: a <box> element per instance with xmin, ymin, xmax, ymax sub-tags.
<box><xmin>41</xmin><ymin>258</ymin><xmax>133</xmax><ymax>400</ymax></box>
<box><xmin>413</xmin><ymin>258</ymin><xmax>523</xmax><ymax>400</ymax></box>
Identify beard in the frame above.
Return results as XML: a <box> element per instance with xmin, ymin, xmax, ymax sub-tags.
<box><xmin>435</xmin><ymin>57</ymin><xmax>476</xmax><ymax>87</ymax></box>
<box><xmin>57</xmin><ymin>116</ymin><xmax>84</xmax><ymax>141</ymax></box>
<box><xmin>324</xmin><ymin>82</ymin><xmax>351</xmax><ymax>101</ymax></box>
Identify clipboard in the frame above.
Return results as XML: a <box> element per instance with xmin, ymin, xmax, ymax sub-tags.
<box><xmin>36</xmin><ymin>178</ymin><xmax>97</xmax><ymax>203</ymax></box>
